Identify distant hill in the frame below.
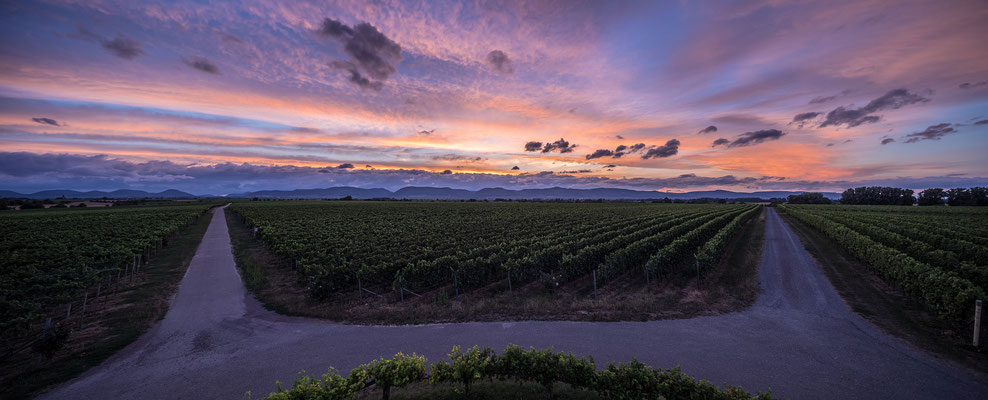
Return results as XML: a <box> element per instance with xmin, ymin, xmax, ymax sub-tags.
<box><xmin>0</xmin><ymin>189</ymin><xmax>197</xmax><ymax>199</ymax></box>
<box><xmin>233</xmin><ymin>186</ymin><xmax>840</xmax><ymax>200</ymax></box>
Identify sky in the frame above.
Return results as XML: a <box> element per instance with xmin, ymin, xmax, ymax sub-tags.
<box><xmin>0</xmin><ymin>0</ymin><xmax>986</xmax><ymax>195</ymax></box>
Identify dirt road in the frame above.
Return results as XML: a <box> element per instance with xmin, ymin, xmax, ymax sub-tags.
<box><xmin>39</xmin><ymin>207</ymin><xmax>987</xmax><ymax>399</ymax></box>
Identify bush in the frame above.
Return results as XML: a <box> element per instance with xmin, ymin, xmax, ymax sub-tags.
<box><xmin>257</xmin><ymin>346</ymin><xmax>772</xmax><ymax>400</ymax></box>
<box><xmin>429</xmin><ymin>345</ymin><xmax>497</xmax><ymax>395</ymax></box>
<box><xmin>359</xmin><ymin>353</ymin><xmax>427</xmax><ymax>400</ymax></box>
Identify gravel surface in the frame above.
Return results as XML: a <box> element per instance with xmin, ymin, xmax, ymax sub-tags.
<box><xmin>40</xmin><ymin>207</ymin><xmax>988</xmax><ymax>399</ymax></box>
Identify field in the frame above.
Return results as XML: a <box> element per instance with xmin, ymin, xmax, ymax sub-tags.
<box><xmin>780</xmin><ymin>204</ymin><xmax>988</xmax><ymax>325</ymax></box>
<box><xmin>227</xmin><ymin>201</ymin><xmax>761</xmax><ymax>319</ymax></box>
<box><xmin>0</xmin><ymin>204</ymin><xmax>214</xmax><ymax>332</ymax></box>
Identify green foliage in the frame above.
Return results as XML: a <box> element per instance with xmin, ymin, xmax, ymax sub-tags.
<box><xmin>360</xmin><ymin>352</ymin><xmax>427</xmax><ymax>399</ymax></box>
<box><xmin>229</xmin><ymin>202</ymin><xmax>759</xmax><ymax>300</ymax></box>
<box><xmin>258</xmin><ymin>346</ymin><xmax>772</xmax><ymax>400</ymax></box>
<box><xmin>782</xmin><ymin>204</ymin><xmax>987</xmax><ymax>325</ymax></box>
<box><xmin>495</xmin><ymin>345</ymin><xmax>597</xmax><ymax>394</ymax></box>
<box><xmin>0</xmin><ymin>204</ymin><xmax>213</xmax><ymax>332</ymax></box>
<box><xmin>786</xmin><ymin>192</ymin><xmax>833</xmax><ymax>204</ymax></box>
<box><xmin>839</xmin><ymin>186</ymin><xmax>914</xmax><ymax>205</ymax></box>
<box><xmin>695</xmin><ymin>206</ymin><xmax>762</xmax><ymax>271</ymax></box>
<box><xmin>917</xmin><ymin>188</ymin><xmax>945</xmax><ymax>206</ymax></box>
<box><xmin>429</xmin><ymin>345</ymin><xmax>497</xmax><ymax>395</ymax></box>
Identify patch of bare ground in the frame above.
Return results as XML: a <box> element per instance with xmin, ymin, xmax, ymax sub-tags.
<box><xmin>0</xmin><ymin>207</ymin><xmax>215</xmax><ymax>400</ymax></box>
<box><xmin>777</xmin><ymin>208</ymin><xmax>987</xmax><ymax>378</ymax></box>
<box><xmin>228</xmin><ymin>208</ymin><xmax>766</xmax><ymax>325</ymax></box>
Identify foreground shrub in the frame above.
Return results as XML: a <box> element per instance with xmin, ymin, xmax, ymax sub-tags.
<box><xmin>255</xmin><ymin>345</ymin><xmax>773</xmax><ymax>400</ymax></box>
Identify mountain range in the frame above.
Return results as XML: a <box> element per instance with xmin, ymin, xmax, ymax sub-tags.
<box><xmin>0</xmin><ymin>189</ymin><xmax>196</xmax><ymax>199</ymax></box>
<box><xmin>0</xmin><ymin>186</ymin><xmax>841</xmax><ymax>200</ymax></box>
<box><xmin>228</xmin><ymin>186</ymin><xmax>840</xmax><ymax>200</ymax></box>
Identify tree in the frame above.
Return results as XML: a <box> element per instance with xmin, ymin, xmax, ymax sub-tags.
<box><xmin>917</xmin><ymin>188</ymin><xmax>945</xmax><ymax>206</ymax></box>
<box><xmin>787</xmin><ymin>192</ymin><xmax>832</xmax><ymax>204</ymax></box>
<box><xmin>946</xmin><ymin>188</ymin><xmax>973</xmax><ymax>206</ymax></box>
<box><xmin>970</xmin><ymin>187</ymin><xmax>988</xmax><ymax>206</ymax></box>
<box><xmin>839</xmin><ymin>186</ymin><xmax>914</xmax><ymax>205</ymax></box>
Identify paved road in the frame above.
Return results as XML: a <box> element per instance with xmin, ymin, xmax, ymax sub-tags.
<box><xmin>41</xmin><ymin>207</ymin><xmax>987</xmax><ymax>399</ymax></box>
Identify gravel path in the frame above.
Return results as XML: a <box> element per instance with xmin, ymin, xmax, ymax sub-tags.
<box><xmin>40</xmin><ymin>207</ymin><xmax>987</xmax><ymax>399</ymax></box>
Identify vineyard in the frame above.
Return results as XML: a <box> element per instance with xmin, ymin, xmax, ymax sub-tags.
<box><xmin>228</xmin><ymin>201</ymin><xmax>761</xmax><ymax>302</ymax></box>
<box><xmin>0</xmin><ymin>204</ymin><xmax>214</xmax><ymax>332</ymax></box>
<box><xmin>780</xmin><ymin>204</ymin><xmax>988</xmax><ymax>324</ymax></box>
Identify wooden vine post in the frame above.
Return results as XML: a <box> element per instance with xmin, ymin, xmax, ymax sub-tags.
<box><xmin>975</xmin><ymin>299</ymin><xmax>983</xmax><ymax>348</ymax></box>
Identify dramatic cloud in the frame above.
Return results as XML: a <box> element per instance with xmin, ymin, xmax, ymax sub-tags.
<box><xmin>642</xmin><ymin>139</ymin><xmax>680</xmax><ymax>159</ymax></box>
<box><xmin>329</xmin><ymin>60</ymin><xmax>383</xmax><ymax>91</ymax></box>
<box><xmin>791</xmin><ymin>112</ymin><xmax>821</xmax><ymax>128</ymax></box>
<box><xmin>558</xmin><ymin>169</ymin><xmax>592</xmax><ymax>174</ymax></box>
<box><xmin>486</xmin><ymin>50</ymin><xmax>514</xmax><ymax>74</ymax></box>
<box><xmin>319</xmin><ymin>18</ymin><xmax>402</xmax><ymax>89</ymax></box>
<box><xmin>720</xmin><ymin>129</ymin><xmax>786</xmax><ymax>148</ymax></box>
<box><xmin>819</xmin><ymin>89</ymin><xmax>929</xmax><ymax>128</ymax></box>
<box><xmin>604</xmin><ymin>164</ymin><xmax>616</xmax><ymax>168</ymax></box>
<box><xmin>697</xmin><ymin>125</ymin><xmax>718</xmax><ymax>134</ymax></box>
<box><xmin>585</xmin><ymin>149</ymin><xmax>614</xmax><ymax>160</ymax></box>
<box><xmin>541</xmin><ymin>138</ymin><xmax>576</xmax><ymax>153</ymax></box>
<box><xmin>711</xmin><ymin>138</ymin><xmax>730</xmax><ymax>147</ymax></box>
<box><xmin>587</xmin><ymin>142</ymin><xmax>653</xmax><ymax>160</ymax></box>
<box><xmin>524</xmin><ymin>141</ymin><xmax>543</xmax><ymax>152</ymax></box>
<box><xmin>417</xmin><ymin>129</ymin><xmax>434</xmax><ymax>136</ymax></box>
<box><xmin>441</xmin><ymin>169</ymin><xmax>452</xmax><ymax>174</ymax></box>
<box><xmin>881</xmin><ymin>138</ymin><xmax>895</xmax><ymax>145</ymax></box>
<box><xmin>959</xmin><ymin>81</ymin><xmax>987</xmax><ymax>89</ymax></box>
<box><xmin>904</xmin><ymin>123</ymin><xmax>956</xmax><ymax>143</ymax></box>
<box><xmin>31</xmin><ymin>117</ymin><xmax>60</xmax><ymax>126</ymax></box>
<box><xmin>523</xmin><ymin>139</ymin><xmax>577</xmax><ymax>153</ymax></box>
<box><xmin>337</xmin><ymin>163</ymin><xmax>355</xmax><ymax>169</ymax></box>
<box><xmin>511</xmin><ymin>166</ymin><xmax>520</xmax><ymax>170</ymax></box>
<box><xmin>183</xmin><ymin>56</ymin><xmax>219</xmax><ymax>74</ymax></box>
<box><xmin>792</xmin><ymin>112</ymin><xmax>820</xmax><ymax>122</ymax></box>
<box><xmin>974</xmin><ymin>120</ymin><xmax>988</xmax><ymax>125</ymax></box>
<box><xmin>100</xmin><ymin>35</ymin><xmax>145</xmax><ymax>60</ymax></box>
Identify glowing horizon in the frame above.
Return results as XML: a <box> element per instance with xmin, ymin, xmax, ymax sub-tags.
<box><xmin>1</xmin><ymin>0</ymin><xmax>987</xmax><ymax>195</ymax></box>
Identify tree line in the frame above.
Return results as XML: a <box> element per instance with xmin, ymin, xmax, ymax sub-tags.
<box><xmin>786</xmin><ymin>186</ymin><xmax>988</xmax><ymax>206</ymax></box>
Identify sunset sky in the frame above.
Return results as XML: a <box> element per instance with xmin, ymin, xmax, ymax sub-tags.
<box><xmin>1</xmin><ymin>0</ymin><xmax>986</xmax><ymax>195</ymax></box>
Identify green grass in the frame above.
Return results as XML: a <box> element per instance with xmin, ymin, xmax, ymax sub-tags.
<box><xmin>0</xmin><ymin>208</ymin><xmax>215</xmax><ymax>400</ymax></box>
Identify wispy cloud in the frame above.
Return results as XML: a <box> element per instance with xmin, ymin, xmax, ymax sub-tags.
<box><xmin>903</xmin><ymin>123</ymin><xmax>956</xmax><ymax>143</ymax></box>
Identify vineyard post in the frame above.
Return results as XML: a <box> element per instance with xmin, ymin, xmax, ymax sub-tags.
<box><xmin>454</xmin><ymin>272</ymin><xmax>459</xmax><ymax>299</ymax></box>
<box><xmin>507</xmin><ymin>270</ymin><xmax>512</xmax><ymax>293</ymax></box>
<box><xmin>975</xmin><ymin>299</ymin><xmax>983</xmax><ymax>348</ymax></box>
<box><xmin>95</xmin><ymin>284</ymin><xmax>101</xmax><ymax>312</ymax></box>
<box><xmin>81</xmin><ymin>290</ymin><xmax>88</xmax><ymax>316</ymax></box>
<box><xmin>65</xmin><ymin>302</ymin><xmax>71</xmax><ymax>321</ymax></box>
<box><xmin>358</xmin><ymin>277</ymin><xmax>362</xmax><ymax>299</ymax></box>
